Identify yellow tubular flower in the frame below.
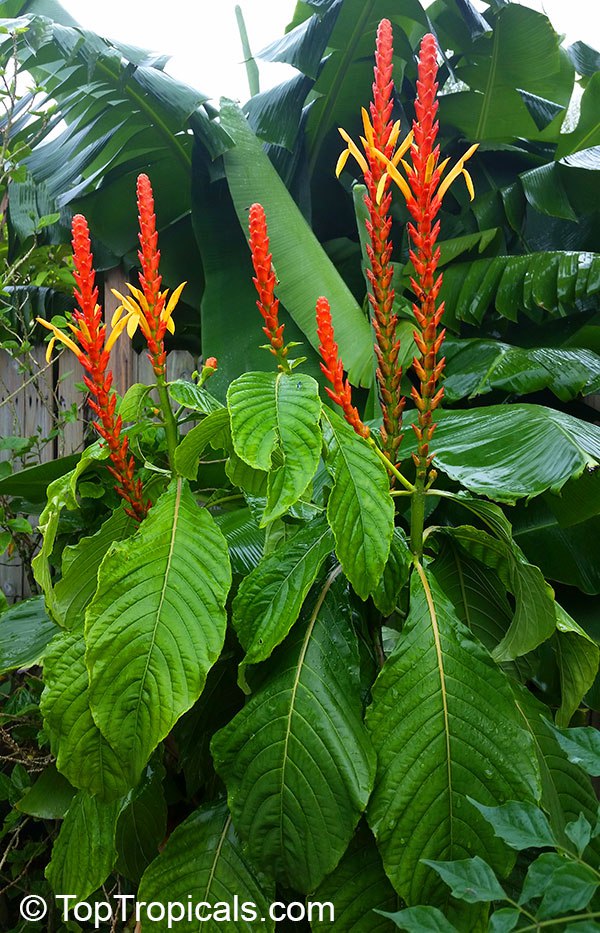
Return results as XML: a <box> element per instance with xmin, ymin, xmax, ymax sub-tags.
<box><xmin>36</xmin><ymin>318</ymin><xmax>82</xmax><ymax>362</ymax></box>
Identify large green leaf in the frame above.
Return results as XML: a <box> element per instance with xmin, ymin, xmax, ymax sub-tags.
<box><xmin>138</xmin><ymin>801</ymin><xmax>275</xmax><ymax>932</ymax></box>
<box><xmin>439</xmin><ymin>5</ymin><xmax>571</xmax><ymax>141</ymax></box>
<box><xmin>232</xmin><ymin>517</ymin><xmax>334</xmax><ymax>689</ymax></box>
<box><xmin>46</xmin><ymin>791</ymin><xmax>121</xmax><ymax>899</ymax></box>
<box><xmin>40</xmin><ymin>628</ymin><xmax>132</xmax><ymax>800</ymax></box>
<box><xmin>53</xmin><ymin>507</ymin><xmax>135</xmax><ymax>628</ymax></box>
<box><xmin>322</xmin><ymin>408</ymin><xmax>394</xmax><ymax>599</ymax></box>
<box><xmin>554</xmin><ymin>606</ymin><xmax>600</xmax><ymax>727</ymax></box>
<box><xmin>512</xmin><ymin>495</ymin><xmax>600</xmax><ymax>594</ymax></box>
<box><xmin>312</xmin><ymin>822</ymin><xmax>399</xmax><ymax>932</ymax></box>
<box><xmin>173</xmin><ymin>409</ymin><xmax>230</xmax><ymax>481</ymax></box>
<box><xmin>0</xmin><ymin>596</ymin><xmax>57</xmax><ymax>674</ymax></box>
<box><xmin>417</xmin><ymin>405</ymin><xmax>600</xmax><ymax>502</ymax></box>
<box><xmin>219</xmin><ymin>100</ymin><xmax>374</xmax><ymax>386</ymax></box>
<box><xmin>211</xmin><ymin>576</ymin><xmax>376</xmax><ymax>892</ymax></box>
<box><xmin>366</xmin><ymin>565</ymin><xmax>541</xmax><ymax>907</ymax></box>
<box><xmin>85</xmin><ymin>478</ymin><xmax>231</xmax><ymax>785</ymax></box>
<box><xmin>513</xmin><ymin>687</ymin><xmax>600</xmax><ymax>852</ymax></box>
<box><xmin>443</xmin><ymin>338</ymin><xmax>600</xmax><ymax>403</ymax></box>
<box><xmin>438</xmin><ymin>252</ymin><xmax>600</xmax><ymax>328</ymax></box>
<box><xmin>115</xmin><ymin>761</ymin><xmax>167</xmax><ymax>884</ymax></box>
<box><xmin>438</xmin><ymin>526</ymin><xmax>556</xmax><ymax>662</ymax></box>
<box><xmin>227</xmin><ymin>371</ymin><xmax>322</xmax><ymax>524</ymax></box>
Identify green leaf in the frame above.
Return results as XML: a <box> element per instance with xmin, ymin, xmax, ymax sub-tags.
<box><xmin>168</xmin><ymin>379</ymin><xmax>224</xmax><ymax>414</ymax></box>
<box><xmin>173</xmin><ymin>409</ymin><xmax>230</xmax><ymax>481</ymax></box>
<box><xmin>0</xmin><ymin>596</ymin><xmax>57</xmax><ymax>674</ymax></box>
<box><xmin>437</xmin><ymin>526</ymin><xmax>556</xmax><ymax>662</ymax></box>
<box><xmin>53</xmin><ymin>507</ymin><xmax>136</xmax><ymax>629</ymax></box>
<box><xmin>115</xmin><ymin>761</ymin><xmax>167</xmax><ymax>883</ymax></box>
<box><xmin>233</xmin><ymin>517</ymin><xmax>333</xmax><ymax>690</ymax></box>
<box><xmin>227</xmin><ymin>371</ymin><xmax>322</xmax><ymax>525</ymax></box>
<box><xmin>443</xmin><ymin>339</ymin><xmax>600</xmax><ymax>403</ymax></box>
<box><xmin>488</xmin><ymin>908</ymin><xmax>520</xmax><ymax>933</ymax></box>
<box><xmin>212</xmin><ymin>575</ymin><xmax>376</xmax><ymax>892</ymax></box>
<box><xmin>519</xmin><ymin>852</ymin><xmax>565</xmax><ymax>905</ymax></box>
<box><xmin>118</xmin><ymin>382</ymin><xmax>152</xmax><ymax>421</ymax></box>
<box><xmin>41</xmin><ymin>628</ymin><xmax>132</xmax><ymax>800</ymax></box>
<box><xmin>213</xmin><ymin>508</ymin><xmax>265</xmax><ymax>576</ymax></box>
<box><xmin>366</xmin><ymin>566</ymin><xmax>540</xmax><ymax>907</ymax></box>
<box><xmin>379</xmin><ymin>906</ymin><xmax>459</xmax><ymax>932</ymax></box>
<box><xmin>85</xmin><ymin>478</ymin><xmax>231</xmax><ymax>786</ymax></box>
<box><xmin>565</xmin><ymin>813</ymin><xmax>593</xmax><ymax>857</ymax></box>
<box><xmin>138</xmin><ymin>801</ymin><xmax>275</xmax><ymax>931</ymax></box>
<box><xmin>467</xmin><ymin>799</ymin><xmax>556</xmax><ymax>850</ymax></box>
<box><xmin>546</xmin><ymin>722</ymin><xmax>600</xmax><ymax>777</ymax></box>
<box><xmin>0</xmin><ymin>453</ymin><xmax>80</xmax><ymax>501</ymax></box>
<box><xmin>513</xmin><ymin>688</ymin><xmax>600</xmax><ymax>849</ymax></box>
<box><xmin>311</xmin><ymin>822</ymin><xmax>399</xmax><ymax>932</ymax></box>
<box><xmin>219</xmin><ymin>99</ymin><xmax>374</xmax><ymax>387</ymax></box>
<box><xmin>409</xmin><ymin>405</ymin><xmax>600</xmax><ymax>503</ymax></box>
<box><xmin>322</xmin><ymin>409</ymin><xmax>394</xmax><ymax>600</ymax></box>
<box><xmin>46</xmin><ymin>791</ymin><xmax>120</xmax><ymax>899</ymax></box>
<box><xmin>422</xmin><ymin>857</ymin><xmax>506</xmax><ymax>904</ymax></box>
<box><xmin>554</xmin><ymin>605</ymin><xmax>600</xmax><ymax>726</ymax></box>
<box><xmin>32</xmin><ymin>446</ymin><xmax>106</xmax><ymax>620</ymax></box>
<box><xmin>538</xmin><ymin>862</ymin><xmax>599</xmax><ymax>919</ymax></box>
<box><xmin>371</xmin><ymin>528</ymin><xmax>411</xmax><ymax>616</ymax></box>
<box><xmin>16</xmin><ymin>764</ymin><xmax>75</xmax><ymax>819</ymax></box>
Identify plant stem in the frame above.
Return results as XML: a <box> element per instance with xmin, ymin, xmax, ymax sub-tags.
<box><xmin>370</xmin><ymin>441</ymin><xmax>415</xmax><ymax>492</ymax></box>
<box><xmin>156</xmin><ymin>378</ymin><xmax>178</xmax><ymax>470</ymax></box>
<box><xmin>517</xmin><ymin>911</ymin><xmax>600</xmax><ymax>931</ymax></box>
<box><xmin>410</xmin><ymin>472</ymin><xmax>426</xmax><ymax>558</ymax></box>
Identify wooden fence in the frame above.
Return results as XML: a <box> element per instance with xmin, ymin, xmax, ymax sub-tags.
<box><xmin>0</xmin><ymin>268</ymin><xmax>197</xmax><ymax>603</ymax></box>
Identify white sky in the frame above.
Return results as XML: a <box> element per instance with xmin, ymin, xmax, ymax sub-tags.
<box><xmin>58</xmin><ymin>0</ymin><xmax>600</xmax><ymax>102</ymax></box>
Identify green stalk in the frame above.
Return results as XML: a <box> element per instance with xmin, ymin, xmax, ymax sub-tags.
<box><xmin>410</xmin><ymin>471</ymin><xmax>426</xmax><ymax>559</ymax></box>
<box><xmin>156</xmin><ymin>378</ymin><xmax>178</xmax><ymax>470</ymax></box>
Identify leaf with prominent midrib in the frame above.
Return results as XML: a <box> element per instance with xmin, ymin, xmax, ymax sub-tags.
<box><xmin>41</xmin><ymin>628</ymin><xmax>132</xmax><ymax>800</ymax></box>
<box><xmin>86</xmin><ymin>478</ymin><xmax>231</xmax><ymax>786</ymax></box>
<box><xmin>312</xmin><ymin>822</ymin><xmax>399</xmax><ymax>932</ymax></box>
<box><xmin>366</xmin><ymin>565</ymin><xmax>541</xmax><ymax>908</ymax></box>
<box><xmin>233</xmin><ymin>517</ymin><xmax>334</xmax><ymax>690</ymax></box>
<box><xmin>211</xmin><ymin>575</ymin><xmax>376</xmax><ymax>893</ymax></box>
<box><xmin>227</xmin><ymin>371</ymin><xmax>322</xmax><ymax>525</ymax></box>
<box><xmin>322</xmin><ymin>408</ymin><xmax>394</xmax><ymax>600</ymax></box>
<box><xmin>46</xmin><ymin>791</ymin><xmax>121</xmax><ymax>900</ymax></box>
<box><xmin>138</xmin><ymin>801</ymin><xmax>275</xmax><ymax>931</ymax></box>
<box><xmin>53</xmin><ymin>507</ymin><xmax>135</xmax><ymax>628</ymax></box>
<box><xmin>173</xmin><ymin>409</ymin><xmax>231</xmax><ymax>481</ymax></box>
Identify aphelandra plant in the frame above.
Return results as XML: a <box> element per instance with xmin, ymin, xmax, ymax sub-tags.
<box><xmin>10</xmin><ymin>22</ymin><xmax>600</xmax><ymax>933</ymax></box>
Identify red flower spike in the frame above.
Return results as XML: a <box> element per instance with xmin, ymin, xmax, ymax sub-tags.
<box><xmin>316</xmin><ymin>297</ymin><xmax>370</xmax><ymax>439</ymax></box>
<box><xmin>336</xmin><ymin>19</ymin><xmax>405</xmax><ymax>469</ymax></box>
<box><xmin>248</xmin><ymin>203</ymin><xmax>291</xmax><ymax>371</ymax></box>
<box><xmin>38</xmin><ymin>215</ymin><xmax>148</xmax><ymax>522</ymax></box>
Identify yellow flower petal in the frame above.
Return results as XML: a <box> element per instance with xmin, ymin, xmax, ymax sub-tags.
<box><xmin>373</xmin><ymin>150</ymin><xmax>413</xmax><ymax>203</ymax></box>
<box><xmin>361</xmin><ymin>107</ymin><xmax>375</xmax><ymax>149</ymax></box>
<box><xmin>161</xmin><ymin>281</ymin><xmax>186</xmax><ymax>322</ymax></box>
<box><xmin>166</xmin><ymin>316</ymin><xmax>175</xmax><ymax>334</ymax></box>
<box><xmin>45</xmin><ymin>335</ymin><xmax>56</xmax><ymax>363</ymax></box>
<box><xmin>125</xmin><ymin>282</ymin><xmax>150</xmax><ymax>313</ymax></box>
<box><xmin>335</xmin><ymin>148</ymin><xmax>350</xmax><ymax>178</ymax></box>
<box><xmin>111</xmin><ymin>306</ymin><xmax>125</xmax><ymax>327</ymax></box>
<box><xmin>105</xmin><ymin>313</ymin><xmax>132</xmax><ymax>354</ymax></box>
<box><xmin>127</xmin><ymin>314</ymin><xmax>140</xmax><ymax>338</ymax></box>
<box><xmin>337</xmin><ymin>127</ymin><xmax>368</xmax><ymax>175</ymax></box>
<box><xmin>462</xmin><ymin>168</ymin><xmax>475</xmax><ymax>201</ymax></box>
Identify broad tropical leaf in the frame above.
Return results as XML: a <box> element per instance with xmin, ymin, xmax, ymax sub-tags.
<box><xmin>232</xmin><ymin>517</ymin><xmax>334</xmax><ymax>689</ymax></box>
<box><xmin>138</xmin><ymin>801</ymin><xmax>275</xmax><ymax>931</ymax></box>
<box><xmin>46</xmin><ymin>791</ymin><xmax>121</xmax><ymax>899</ymax></box>
<box><xmin>322</xmin><ymin>408</ymin><xmax>394</xmax><ymax>599</ymax></box>
<box><xmin>85</xmin><ymin>478</ymin><xmax>231</xmax><ymax>785</ymax></box>
<box><xmin>411</xmin><ymin>405</ymin><xmax>600</xmax><ymax>502</ymax></box>
<box><xmin>312</xmin><ymin>822</ymin><xmax>399</xmax><ymax>932</ymax></box>
<box><xmin>227</xmin><ymin>371</ymin><xmax>322</xmax><ymax>524</ymax></box>
<box><xmin>115</xmin><ymin>762</ymin><xmax>167</xmax><ymax>884</ymax></box>
<box><xmin>438</xmin><ymin>251</ymin><xmax>600</xmax><ymax>328</ymax></box>
<box><xmin>40</xmin><ymin>628</ymin><xmax>132</xmax><ymax>799</ymax></box>
<box><xmin>211</xmin><ymin>575</ymin><xmax>376</xmax><ymax>892</ymax></box>
<box><xmin>0</xmin><ymin>596</ymin><xmax>57</xmax><ymax>674</ymax></box>
<box><xmin>554</xmin><ymin>605</ymin><xmax>600</xmax><ymax>726</ymax></box>
<box><xmin>53</xmin><ymin>507</ymin><xmax>135</xmax><ymax>628</ymax></box>
<box><xmin>371</xmin><ymin>528</ymin><xmax>412</xmax><ymax>616</ymax></box>
<box><xmin>443</xmin><ymin>338</ymin><xmax>600</xmax><ymax>402</ymax></box>
<box><xmin>219</xmin><ymin>100</ymin><xmax>374</xmax><ymax>386</ymax></box>
<box><xmin>438</xmin><ymin>526</ymin><xmax>556</xmax><ymax>661</ymax></box>
<box><xmin>366</xmin><ymin>566</ymin><xmax>541</xmax><ymax>907</ymax></box>
<box><xmin>173</xmin><ymin>409</ymin><xmax>231</xmax><ymax>481</ymax></box>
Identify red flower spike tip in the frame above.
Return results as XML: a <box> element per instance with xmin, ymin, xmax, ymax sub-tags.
<box><xmin>336</xmin><ymin>19</ymin><xmax>405</xmax><ymax>468</ymax></box>
<box><xmin>248</xmin><ymin>203</ymin><xmax>290</xmax><ymax>371</ymax></box>
<box><xmin>316</xmin><ymin>297</ymin><xmax>370</xmax><ymax>439</ymax></box>
<box><xmin>38</xmin><ymin>215</ymin><xmax>148</xmax><ymax>521</ymax></box>
<box><xmin>111</xmin><ymin>174</ymin><xmax>186</xmax><ymax>378</ymax></box>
